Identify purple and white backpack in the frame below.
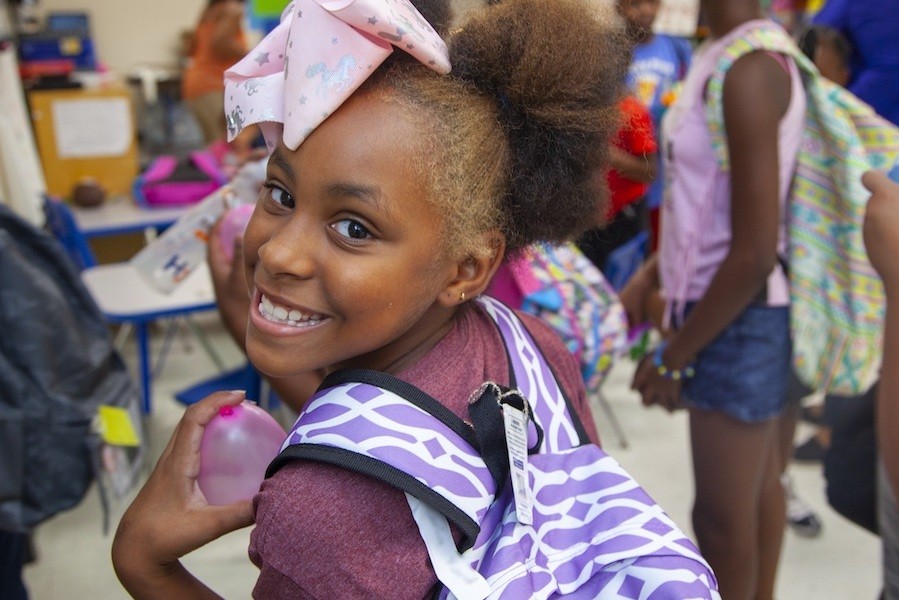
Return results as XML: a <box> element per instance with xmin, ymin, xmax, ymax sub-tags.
<box><xmin>268</xmin><ymin>297</ymin><xmax>719</xmax><ymax>599</ymax></box>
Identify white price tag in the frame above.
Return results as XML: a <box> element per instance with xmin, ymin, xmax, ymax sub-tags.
<box><xmin>503</xmin><ymin>401</ymin><xmax>533</xmax><ymax>525</ymax></box>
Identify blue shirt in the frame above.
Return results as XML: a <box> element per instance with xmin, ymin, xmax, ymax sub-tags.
<box><xmin>814</xmin><ymin>0</ymin><xmax>899</xmax><ymax>125</ymax></box>
<box><xmin>628</xmin><ymin>34</ymin><xmax>692</xmax><ymax>209</ymax></box>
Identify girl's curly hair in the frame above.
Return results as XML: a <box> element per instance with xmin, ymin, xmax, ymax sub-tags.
<box><xmin>363</xmin><ymin>0</ymin><xmax>629</xmax><ymax>258</ymax></box>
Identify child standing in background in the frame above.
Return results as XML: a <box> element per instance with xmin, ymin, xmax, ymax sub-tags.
<box><xmin>622</xmin><ymin>1</ymin><xmax>807</xmax><ymax>597</ymax></box>
<box><xmin>616</xmin><ymin>0</ymin><xmax>691</xmax><ymax>249</ymax></box>
<box><xmin>182</xmin><ymin>0</ymin><xmax>251</xmax><ymax>151</ymax></box>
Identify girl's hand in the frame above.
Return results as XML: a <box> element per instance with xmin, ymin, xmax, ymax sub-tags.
<box><xmin>631</xmin><ymin>353</ymin><xmax>683</xmax><ymax>413</ymax></box>
<box><xmin>863</xmin><ymin>170</ymin><xmax>899</xmax><ymax>292</ymax></box>
<box><xmin>112</xmin><ymin>391</ymin><xmax>255</xmax><ymax>594</ymax></box>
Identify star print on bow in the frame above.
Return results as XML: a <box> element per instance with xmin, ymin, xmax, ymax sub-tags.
<box><xmin>223</xmin><ymin>0</ymin><xmax>451</xmax><ymax>151</ymax></box>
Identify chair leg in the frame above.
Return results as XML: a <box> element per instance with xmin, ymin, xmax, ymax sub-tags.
<box><xmin>152</xmin><ymin>318</ymin><xmax>182</xmax><ymax>378</ymax></box>
<box><xmin>594</xmin><ymin>388</ymin><xmax>629</xmax><ymax>449</ymax></box>
<box><xmin>184</xmin><ymin>316</ymin><xmax>227</xmax><ymax>371</ymax></box>
<box><xmin>113</xmin><ymin>322</ymin><xmax>132</xmax><ymax>353</ymax></box>
<box><xmin>136</xmin><ymin>322</ymin><xmax>152</xmax><ymax>414</ymax></box>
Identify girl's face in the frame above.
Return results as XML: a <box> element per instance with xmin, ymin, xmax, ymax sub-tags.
<box><xmin>243</xmin><ymin>92</ymin><xmax>459</xmax><ymax>379</ymax></box>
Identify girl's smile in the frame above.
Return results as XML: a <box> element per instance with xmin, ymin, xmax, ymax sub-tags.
<box><xmin>250</xmin><ymin>289</ymin><xmax>330</xmax><ymax>331</ymax></box>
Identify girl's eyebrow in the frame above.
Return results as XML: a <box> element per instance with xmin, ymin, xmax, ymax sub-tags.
<box><xmin>268</xmin><ymin>149</ymin><xmax>295</xmax><ymax>179</ymax></box>
<box><xmin>326</xmin><ymin>183</ymin><xmax>390</xmax><ymax>215</ymax></box>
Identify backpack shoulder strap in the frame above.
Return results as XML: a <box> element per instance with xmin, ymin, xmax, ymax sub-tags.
<box><xmin>268</xmin><ymin>368</ymin><xmax>493</xmax><ymax>550</ymax></box>
<box><xmin>705</xmin><ymin>20</ymin><xmax>815</xmax><ymax>171</ymax></box>
<box><xmin>477</xmin><ymin>295</ymin><xmax>589</xmax><ymax>451</ymax></box>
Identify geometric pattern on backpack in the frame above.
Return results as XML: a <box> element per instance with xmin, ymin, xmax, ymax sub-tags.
<box><xmin>269</xmin><ymin>297</ymin><xmax>720</xmax><ymax>598</ymax></box>
<box><xmin>705</xmin><ymin>20</ymin><xmax>898</xmax><ymax>395</ymax></box>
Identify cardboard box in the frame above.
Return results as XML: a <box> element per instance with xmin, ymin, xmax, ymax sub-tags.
<box><xmin>28</xmin><ymin>85</ymin><xmax>139</xmax><ymax>199</ymax></box>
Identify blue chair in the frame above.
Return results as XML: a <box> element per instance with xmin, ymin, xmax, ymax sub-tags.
<box><xmin>174</xmin><ymin>363</ymin><xmax>280</xmax><ymax>412</ymax></box>
<box><xmin>44</xmin><ymin>197</ymin><xmax>224</xmax><ymax>413</ymax></box>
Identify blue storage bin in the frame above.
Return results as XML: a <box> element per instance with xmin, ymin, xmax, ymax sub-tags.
<box><xmin>19</xmin><ymin>32</ymin><xmax>96</xmax><ymax>70</ymax></box>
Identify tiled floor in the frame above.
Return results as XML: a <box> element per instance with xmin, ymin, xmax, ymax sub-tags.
<box><xmin>22</xmin><ymin>313</ymin><xmax>882</xmax><ymax>598</ymax></box>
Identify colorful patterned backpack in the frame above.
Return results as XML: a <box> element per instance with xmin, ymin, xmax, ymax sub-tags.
<box><xmin>706</xmin><ymin>21</ymin><xmax>899</xmax><ymax>395</ymax></box>
<box><xmin>268</xmin><ymin>297</ymin><xmax>719</xmax><ymax>599</ymax></box>
<box><xmin>496</xmin><ymin>243</ymin><xmax>628</xmax><ymax>397</ymax></box>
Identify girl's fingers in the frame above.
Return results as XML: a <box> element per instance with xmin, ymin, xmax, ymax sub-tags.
<box><xmin>862</xmin><ymin>169</ymin><xmax>892</xmax><ymax>194</ymax></box>
<box><xmin>206</xmin><ymin>500</ymin><xmax>256</xmax><ymax>536</ymax></box>
<box><xmin>167</xmin><ymin>391</ymin><xmax>247</xmax><ymax>474</ymax></box>
<box><xmin>631</xmin><ymin>357</ymin><xmax>650</xmax><ymax>390</ymax></box>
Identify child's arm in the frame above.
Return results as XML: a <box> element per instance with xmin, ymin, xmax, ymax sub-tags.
<box><xmin>618</xmin><ymin>253</ymin><xmax>658</xmax><ymax>327</ymax></box>
<box><xmin>112</xmin><ymin>391</ymin><xmax>255</xmax><ymax>599</ymax></box>
<box><xmin>608</xmin><ymin>146</ymin><xmax>658</xmax><ymax>184</ymax></box>
<box><xmin>610</xmin><ymin>98</ymin><xmax>658</xmax><ymax>184</ymax></box>
<box><xmin>863</xmin><ymin>169</ymin><xmax>899</xmax><ymax>501</ymax></box>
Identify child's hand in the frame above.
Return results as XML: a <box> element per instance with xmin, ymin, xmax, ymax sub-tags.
<box><xmin>112</xmin><ymin>391</ymin><xmax>255</xmax><ymax>592</ymax></box>
<box><xmin>631</xmin><ymin>354</ymin><xmax>683</xmax><ymax>413</ymax></box>
<box><xmin>863</xmin><ymin>170</ymin><xmax>899</xmax><ymax>293</ymax></box>
<box><xmin>207</xmin><ymin>218</ymin><xmax>251</xmax><ymax>348</ymax></box>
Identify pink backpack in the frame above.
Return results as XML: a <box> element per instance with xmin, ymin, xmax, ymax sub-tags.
<box><xmin>133</xmin><ymin>150</ymin><xmax>227</xmax><ymax>207</ymax></box>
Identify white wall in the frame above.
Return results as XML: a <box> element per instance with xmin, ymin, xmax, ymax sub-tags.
<box><xmin>33</xmin><ymin>0</ymin><xmax>618</xmax><ymax>78</ymax></box>
<box><xmin>37</xmin><ymin>0</ymin><xmax>207</xmax><ymax>75</ymax></box>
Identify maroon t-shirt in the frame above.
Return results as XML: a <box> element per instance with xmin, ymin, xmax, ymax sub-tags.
<box><xmin>249</xmin><ymin>303</ymin><xmax>599</xmax><ymax>599</ymax></box>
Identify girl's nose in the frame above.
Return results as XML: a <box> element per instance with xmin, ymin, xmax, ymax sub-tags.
<box><xmin>257</xmin><ymin>218</ymin><xmax>315</xmax><ymax>279</ymax></box>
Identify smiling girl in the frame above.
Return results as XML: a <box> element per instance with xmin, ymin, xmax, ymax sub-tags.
<box><xmin>109</xmin><ymin>1</ymin><xmax>714</xmax><ymax>598</ymax></box>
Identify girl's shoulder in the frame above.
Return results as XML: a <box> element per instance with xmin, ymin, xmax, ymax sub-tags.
<box><xmin>396</xmin><ymin>301</ymin><xmax>586</xmax><ymax>422</ymax></box>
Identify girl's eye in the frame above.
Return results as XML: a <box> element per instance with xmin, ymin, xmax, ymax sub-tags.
<box><xmin>332</xmin><ymin>219</ymin><xmax>371</xmax><ymax>240</ymax></box>
<box><xmin>264</xmin><ymin>184</ymin><xmax>294</xmax><ymax>209</ymax></box>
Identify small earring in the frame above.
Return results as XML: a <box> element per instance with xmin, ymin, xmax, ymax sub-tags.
<box><xmin>459</xmin><ymin>291</ymin><xmax>466</xmax><ymax>302</ymax></box>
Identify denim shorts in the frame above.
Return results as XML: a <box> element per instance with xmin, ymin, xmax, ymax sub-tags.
<box><xmin>680</xmin><ymin>303</ymin><xmax>791</xmax><ymax>423</ymax></box>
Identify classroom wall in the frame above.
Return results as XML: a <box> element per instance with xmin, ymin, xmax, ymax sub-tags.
<box><xmin>37</xmin><ymin>0</ymin><xmax>207</xmax><ymax>75</ymax></box>
<box><xmin>33</xmin><ymin>0</ymin><xmax>617</xmax><ymax>79</ymax></box>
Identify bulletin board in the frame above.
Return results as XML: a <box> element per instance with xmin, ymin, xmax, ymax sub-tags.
<box><xmin>28</xmin><ymin>85</ymin><xmax>139</xmax><ymax>199</ymax></box>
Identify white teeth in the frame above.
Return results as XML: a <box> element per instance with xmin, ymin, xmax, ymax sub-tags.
<box><xmin>258</xmin><ymin>294</ymin><xmax>324</xmax><ymax>328</ymax></box>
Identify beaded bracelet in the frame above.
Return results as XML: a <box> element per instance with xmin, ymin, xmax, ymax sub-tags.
<box><xmin>652</xmin><ymin>341</ymin><xmax>696</xmax><ymax>381</ymax></box>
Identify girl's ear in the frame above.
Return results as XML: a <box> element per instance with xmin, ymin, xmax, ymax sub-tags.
<box><xmin>439</xmin><ymin>230</ymin><xmax>506</xmax><ymax>307</ymax></box>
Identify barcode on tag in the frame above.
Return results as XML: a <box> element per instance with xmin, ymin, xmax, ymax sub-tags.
<box><xmin>503</xmin><ymin>402</ymin><xmax>533</xmax><ymax>525</ymax></box>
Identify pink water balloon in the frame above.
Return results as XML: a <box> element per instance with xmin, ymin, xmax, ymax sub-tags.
<box><xmin>217</xmin><ymin>203</ymin><xmax>256</xmax><ymax>262</ymax></box>
<box><xmin>198</xmin><ymin>401</ymin><xmax>287</xmax><ymax>505</ymax></box>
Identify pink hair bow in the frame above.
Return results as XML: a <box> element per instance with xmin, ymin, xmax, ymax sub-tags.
<box><xmin>224</xmin><ymin>0</ymin><xmax>451</xmax><ymax>151</ymax></box>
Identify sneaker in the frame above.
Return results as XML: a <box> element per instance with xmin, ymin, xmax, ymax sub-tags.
<box><xmin>782</xmin><ymin>474</ymin><xmax>823</xmax><ymax>538</ymax></box>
